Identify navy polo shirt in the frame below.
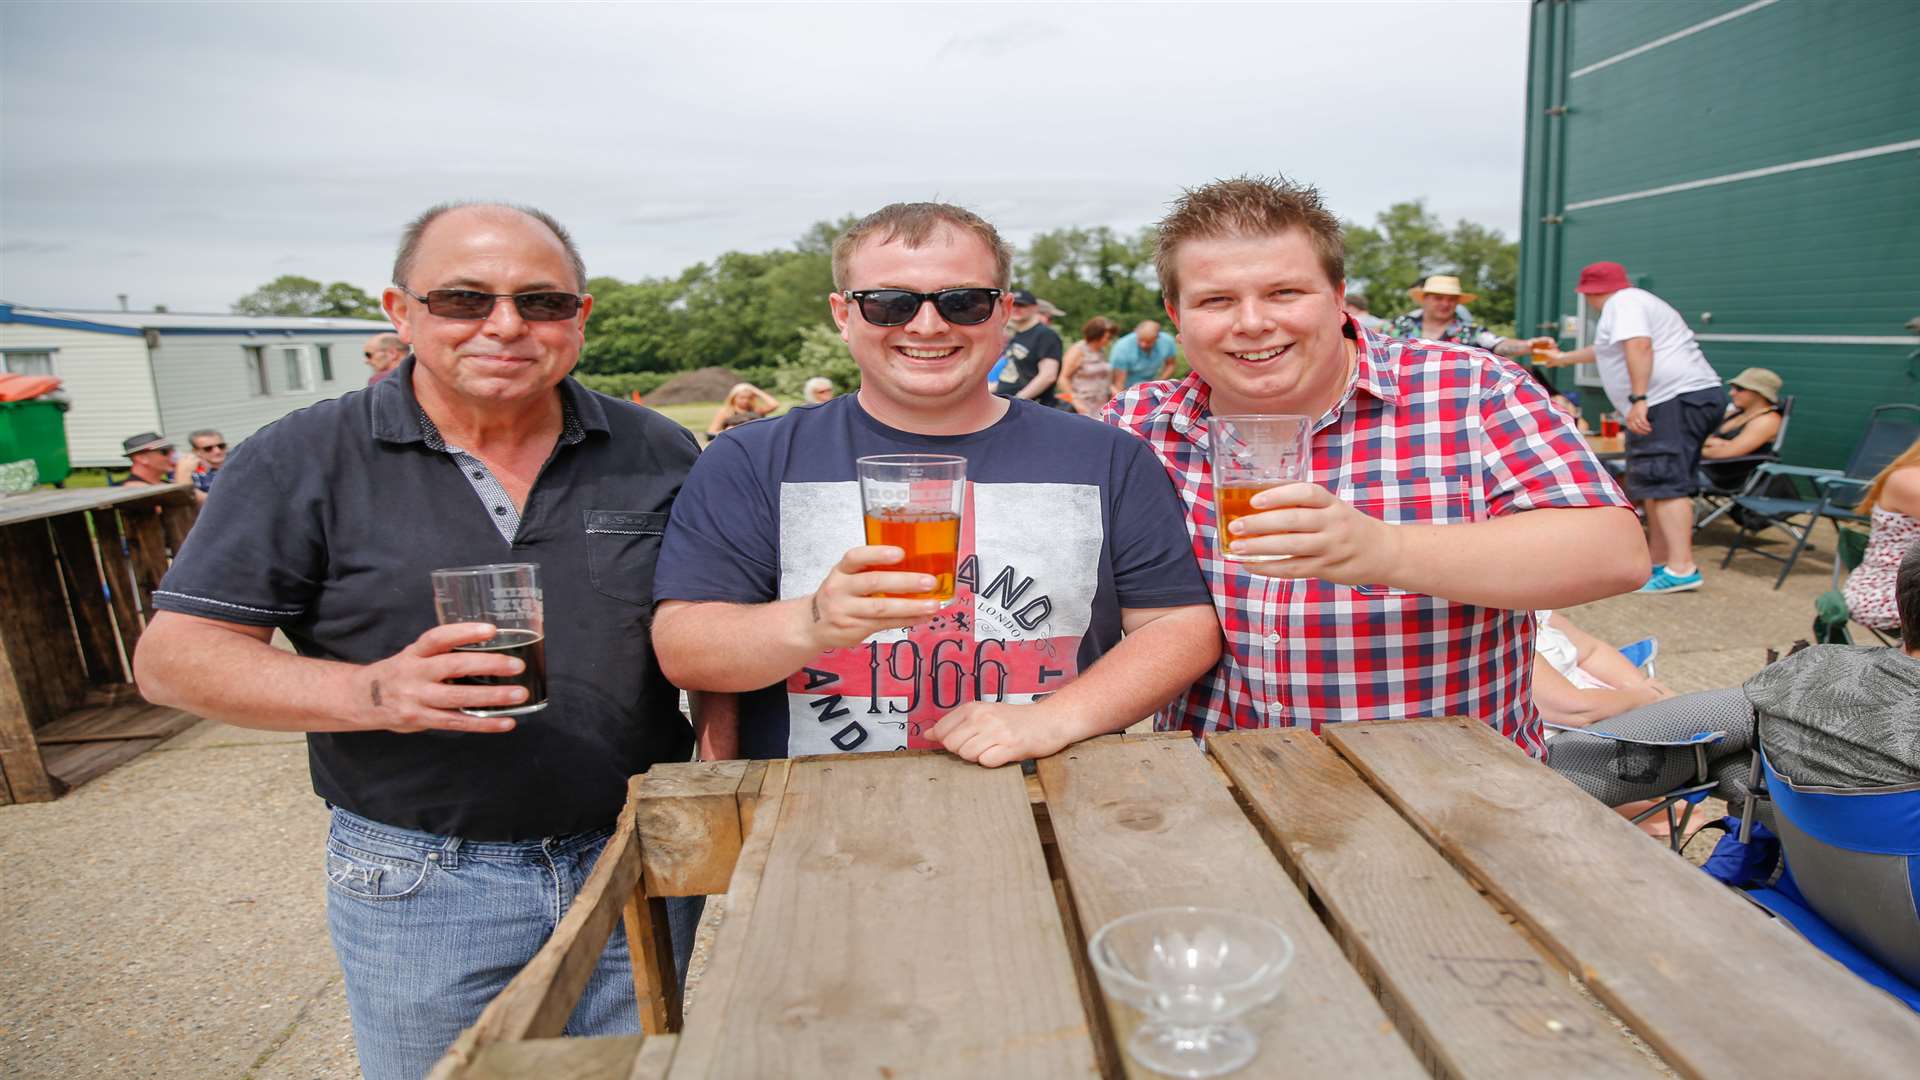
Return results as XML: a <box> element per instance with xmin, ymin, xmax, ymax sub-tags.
<box><xmin>154</xmin><ymin>357</ymin><xmax>700</xmax><ymax>840</ymax></box>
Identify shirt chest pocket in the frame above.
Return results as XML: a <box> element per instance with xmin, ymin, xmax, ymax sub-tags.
<box><xmin>585</xmin><ymin>510</ymin><xmax>668</xmax><ymax>606</ymax></box>
<box><xmin>1339</xmin><ymin>477</ymin><xmax>1479</xmax><ymax>598</ymax></box>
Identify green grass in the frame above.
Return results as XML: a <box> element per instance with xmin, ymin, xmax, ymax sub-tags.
<box><xmin>648</xmin><ymin>400</ymin><xmax>800</xmax><ymax>437</ymax></box>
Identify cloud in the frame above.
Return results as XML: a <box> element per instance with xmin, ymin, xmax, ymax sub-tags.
<box><xmin>0</xmin><ymin>240</ymin><xmax>68</xmax><ymax>255</ymax></box>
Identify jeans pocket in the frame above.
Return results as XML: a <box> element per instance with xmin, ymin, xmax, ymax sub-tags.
<box><xmin>325</xmin><ymin>828</ymin><xmax>435</xmax><ymax>903</ymax></box>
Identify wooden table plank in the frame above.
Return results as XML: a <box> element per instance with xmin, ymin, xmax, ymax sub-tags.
<box><xmin>634</xmin><ymin>760</ymin><xmax>753</xmax><ymax>897</ymax></box>
<box><xmin>462</xmin><ymin>1035</ymin><xmax>644</xmax><ymax>1079</ymax></box>
<box><xmin>1212</xmin><ymin>729</ymin><xmax>1660</xmax><ymax>1079</ymax></box>
<box><xmin>1039</xmin><ymin>735</ymin><xmax>1424</xmax><ymax>1078</ymax></box>
<box><xmin>49</xmin><ymin>511</ymin><xmax>127</xmax><ymax>685</ymax></box>
<box><xmin>0</xmin><ymin>483</ymin><xmax>194</xmax><ymax>527</ymax></box>
<box><xmin>1327</xmin><ymin>719</ymin><xmax>1920</xmax><ymax>1078</ymax></box>
<box><xmin>674</xmin><ymin>756</ymin><xmax>1097</xmax><ymax>1078</ymax></box>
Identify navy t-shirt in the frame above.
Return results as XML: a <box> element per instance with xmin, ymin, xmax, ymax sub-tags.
<box><xmin>654</xmin><ymin>394</ymin><xmax>1212</xmax><ymax>760</ymax></box>
<box><xmin>993</xmin><ymin>322</ymin><xmax>1065</xmax><ymax>406</ymax></box>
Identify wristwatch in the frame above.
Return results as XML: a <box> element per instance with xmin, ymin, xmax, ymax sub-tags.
<box><xmin>1627</xmin><ymin>394</ymin><xmax>1648</xmax><ymax>404</ymax></box>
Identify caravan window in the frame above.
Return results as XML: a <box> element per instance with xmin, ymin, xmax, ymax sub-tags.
<box><xmin>244</xmin><ymin>346</ymin><xmax>270</xmax><ymax>395</ymax></box>
<box><xmin>281</xmin><ymin>347</ymin><xmax>308</xmax><ymax>391</ymax></box>
<box><xmin>3</xmin><ymin>350</ymin><xmax>53</xmax><ymax>376</ymax></box>
<box><xmin>316</xmin><ymin>344</ymin><xmax>335</xmax><ymax>382</ymax></box>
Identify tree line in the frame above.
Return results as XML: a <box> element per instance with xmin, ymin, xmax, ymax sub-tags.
<box><xmin>233</xmin><ymin>199</ymin><xmax>1517</xmax><ymax>398</ymax></box>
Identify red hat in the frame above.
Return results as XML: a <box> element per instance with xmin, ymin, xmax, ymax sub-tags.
<box><xmin>1575</xmin><ymin>261</ymin><xmax>1631</xmax><ymax>294</ymax></box>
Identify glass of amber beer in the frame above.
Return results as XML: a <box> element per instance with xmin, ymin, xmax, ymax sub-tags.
<box><xmin>856</xmin><ymin>454</ymin><xmax>965</xmax><ymax>601</ymax></box>
<box><xmin>431</xmin><ymin>562</ymin><xmax>548</xmax><ymax>718</ymax></box>
<box><xmin>1208</xmin><ymin>415</ymin><xmax>1311</xmax><ymax>563</ymax></box>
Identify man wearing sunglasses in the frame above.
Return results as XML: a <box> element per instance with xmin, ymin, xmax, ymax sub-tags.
<box><xmin>653</xmin><ymin>201</ymin><xmax>1220</xmax><ymax>768</ymax></box>
<box><xmin>133</xmin><ymin>202</ymin><xmax>706</xmax><ymax>1080</ymax></box>
<box><xmin>363</xmin><ymin>331</ymin><xmax>407</xmax><ymax>384</ymax></box>
<box><xmin>182</xmin><ymin>428</ymin><xmax>226</xmax><ymax>504</ymax></box>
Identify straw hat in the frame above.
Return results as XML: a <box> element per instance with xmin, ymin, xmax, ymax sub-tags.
<box><xmin>1727</xmin><ymin>367</ymin><xmax>1783</xmax><ymax>404</ymax></box>
<box><xmin>1407</xmin><ymin>275</ymin><xmax>1478</xmax><ymax>303</ymax></box>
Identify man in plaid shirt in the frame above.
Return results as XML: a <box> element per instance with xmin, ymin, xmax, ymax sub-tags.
<box><xmin>1104</xmin><ymin>177</ymin><xmax>1649</xmax><ymax>756</ymax></box>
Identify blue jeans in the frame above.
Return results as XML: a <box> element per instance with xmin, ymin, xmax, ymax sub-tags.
<box><xmin>324</xmin><ymin>807</ymin><xmax>702</xmax><ymax>1080</ymax></box>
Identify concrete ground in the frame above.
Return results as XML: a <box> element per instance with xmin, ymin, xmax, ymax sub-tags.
<box><xmin>0</xmin><ymin>518</ymin><xmax>1860</xmax><ymax>1079</ymax></box>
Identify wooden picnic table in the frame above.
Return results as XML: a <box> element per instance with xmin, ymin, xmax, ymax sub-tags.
<box><xmin>1585</xmin><ymin>431</ymin><xmax>1626</xmax><ymax>456</ymax></box>
<box><xmin>430</xmin><ymin>720</ymin><xmax>1920</xmax><ymax>1079</ymax></box>
<box><xmin>0</xmin><ymin>483</ymin><xmax>199</xmax><ymax>804</ymax></box>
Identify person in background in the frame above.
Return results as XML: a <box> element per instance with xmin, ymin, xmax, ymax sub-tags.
<box><xmin>1843</xmin><ymin>436</ymin><xmax>1920</xmax><ymax>634</ymax></box>
<box><xmin>1105</xmin><ymin>175</ymin><xmax>1647</xmax><ymax>758</ymax></box>
<box><xmin>1387</xmin><ymin>275</ymin><xmax>1553</xmax><ymax>359</ymax></box>
<box><xmin>1548</xmin><ymin>387</ymin><xmax>1593</xmax><ymax>434</ymax></box>
<box><xmin>991</xmin><ymin>289</ymin><xmax>1064</xmax><ymax>407</ymax></box>
<box><xmin>363</xmin><ymin>332</ymin><xmax>407</xmax><ymax>384</ymax></box>
<box><xmin>1342</xmin><ymin>292</ymin><xmax>1386</xmax><ymax>332</ymax></box>
<box><xmin>1036</xmin><ymin>298</ymin><xmax>1066</xmax><ymax>326</ymax></box>
<box><xmin>1539</xmin><ymin>262</ymin><xmax>1727</xmax><ymax>595</ymax></box>
<box><xmin>706</xmin><ymin>382</ymin><xmax>780</xmax><ymax>441</ymax></box>
<box><xmin>116</xmin><ymin>432</ymin><xmax>177</xmax><ymax>486</ymax></box>
<box><xmin>1059</xmin><ymin>315</ymin><xmax>1119</xmax><ymax>417</ymax></box>
<box><xmin>1108</xmin><ymin>319</ymin><xmax>1179</xmax><ymax>389</ymax></box>
<box><xmin>801</xmin><ymin>376</ymin><xmax>836</xmax><ymax>404</ymax></box>
<box><xmin>1698</xmin><ymin>367</ymin><xmax>1784</xmax><ymax>492</ymax></box>
<box><xmin>182</xmin><ymin>428</ymin><xmax>227</xmax><ymax>504</ymax></box>
<box><xmin>1532</xmin><ymin>609</ymin><xmax>1672</xmax><ymax>728</ymax></box>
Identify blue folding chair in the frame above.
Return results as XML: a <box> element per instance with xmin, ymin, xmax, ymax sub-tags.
<box><xmin>1720</xmin><ymin>403</ymin><xmax>1920</xmax><ymax>589</ymax></box>
<box><xmin>1736</xmin><ymin>747</ymin><xmax>1920</xmax><ymax>1011</ymax></box>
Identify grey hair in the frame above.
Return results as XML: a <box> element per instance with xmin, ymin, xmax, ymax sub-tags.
<box><xmin>391</xmin><ymin>202</ymin><xmax>587</xmax><ymax>292</ymax></box>
<box><xmin>188</xmin><ymin>428</ymin><xmax>224</xmax><ymax>445</ymax></box>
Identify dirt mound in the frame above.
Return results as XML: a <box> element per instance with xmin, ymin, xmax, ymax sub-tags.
<box><xmin>645</xmin><ymin>366</ymin><xmax>746</xmax><ymax>406</ymax></box>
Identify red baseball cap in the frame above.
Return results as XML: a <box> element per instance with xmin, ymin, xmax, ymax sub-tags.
<box><xmin>1575</xmin><ymin>261</ymin><xmax>1631</xmax><ymax>294</ymax></box>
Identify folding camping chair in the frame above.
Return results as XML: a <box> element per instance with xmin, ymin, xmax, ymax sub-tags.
<box><xmin>1733</xmin><ymin>741</ymin><xmax>1920</xmax><ymax>1011</ymax></box>
<box><xmin>1719</xmin><ymin>403</ymin><xmax>1920</xmax><ymax>589</ymax></box>
<box><xmin>1694</xmin><ymin>394</ymin><xmax>1795</xmax><ymax>531</ymax></box>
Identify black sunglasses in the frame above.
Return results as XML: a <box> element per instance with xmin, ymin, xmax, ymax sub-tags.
<box><xmin>844</xmin><ymin>288</ymin><xmax>1003</xmax><ymax>327</ymax></box>
<box><xmin>396</xmin><ymin>285</ymin><xmax>583</xmax><ymax>322</ymax></box>
<box><xmin>194</xmin><ymin>442</ymin><xmax>226</xmax><ymax>452</ymax></box>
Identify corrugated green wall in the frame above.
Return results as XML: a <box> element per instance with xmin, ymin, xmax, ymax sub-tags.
<box><xmin>1521</xmin><ymin>0</ymin><xmax>1920</xmax><ymax>468</ymax></box>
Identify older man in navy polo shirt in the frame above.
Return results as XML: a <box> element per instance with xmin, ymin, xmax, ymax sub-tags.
<box><xmin>133</xmin><ymin>203</ymin><xmax>704</xmax><ymax>1080</ymax></box>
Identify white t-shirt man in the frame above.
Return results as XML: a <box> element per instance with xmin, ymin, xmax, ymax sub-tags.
<box><xmin>1591</xmin><ymin>288</ymin><xmax>1721</xmax><ymax>413</ymax></box>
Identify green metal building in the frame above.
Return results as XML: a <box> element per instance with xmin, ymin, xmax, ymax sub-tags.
<box><xmin>1519</xmin><ymin>0</ymin><xmax>1920</xmax><ymax>468</ymax></box>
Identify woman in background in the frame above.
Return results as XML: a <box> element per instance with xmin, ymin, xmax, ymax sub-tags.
<box><xmin>1843</xmin><ymin>436</ymin><xmax>1920</xmax><ymax>634</ymax></box>
<box><xmin>1058</xmin><ymin>316</ymin><xmax>1119</xmax><ymax>417</ymax></box>
<box><xmin>706</xmin><ymin>382</ymin><xmax>780</xmax><ymax>441</ymax></box>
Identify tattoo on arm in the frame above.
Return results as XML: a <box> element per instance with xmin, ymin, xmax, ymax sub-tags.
<box><xmin>810</xmin><ymin>595</ymin><xmax>822</xmax><ymax>623</ymax></box>
<box><xmin>370</xmin><ymin>679</ymin><xmax>383</xmax><ymax>707</ymax></box>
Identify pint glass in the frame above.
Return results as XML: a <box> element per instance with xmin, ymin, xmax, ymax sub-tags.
<box><xmin>856</xmin><ymin>454</ymin><xmax>966</xmax><ymax>601</ymax></box>
<box><xmin>430</xmin><ymin>562</ymin><xmax>548</xmax><ymax>717</ymax></box>
<box><xmin>1208</xmin><ymin>415</ymin><xmax>1312</xmax><ymax>563</ymax></box>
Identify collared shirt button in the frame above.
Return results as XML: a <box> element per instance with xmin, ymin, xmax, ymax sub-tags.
<box><xmin>471</xmin><ymin>470</ymin><xmax>484</xmax><ymax>480</ymax></box>
<box><xmin>1265</xmin><ymin>632</ymin><xmax>1281</xmax><ymax>644</ymax></box>
<box><xmin>493</xmin><ymin>505</ymin><xmax>507</xmax><ymax>515</ymax></box>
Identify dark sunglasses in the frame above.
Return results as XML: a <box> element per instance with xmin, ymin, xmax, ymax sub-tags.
<box><xmin>844</xmin><ymin>288</ymin><xmax>1003</xmax><ymax>327</ymax></box>
<box><xmin>193</xmin><ymin>442</ymin><xmax>226</xmax><ymax>452</ymax></box>
<box><xmin>396</xmin><ymin>286</ymin><xmax>583</xmax><ymax>322</ymax></box>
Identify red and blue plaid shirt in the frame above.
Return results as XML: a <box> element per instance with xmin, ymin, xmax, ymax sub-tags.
<box><xmin>1103</xmin><ymin>321</ymin><xmax>1630</xmax><ymax>757</ymax></box>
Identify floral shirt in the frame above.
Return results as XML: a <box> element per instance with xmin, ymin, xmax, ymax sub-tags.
<box><xmin>1101</xmin><ymin>319</ymin><xmax>1630</xmax><ymax>758</ymax></box>
<box><xmin>1387</xmin><ymin>311</ymin><xmax>1505</xmax><ymax>353</ymax></box>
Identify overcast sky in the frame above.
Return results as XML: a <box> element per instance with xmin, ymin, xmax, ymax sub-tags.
<box><xmin>2</xmin><ymin>1</ymin><xmax>1532</xmax><ymax>313</ymax></box>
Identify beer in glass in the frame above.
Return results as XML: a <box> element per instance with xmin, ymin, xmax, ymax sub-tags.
<box><xmin>430</xmin><ymin>562</ymin><xmax>548</xmax><ymax>717</ymax></box>
<box><xmin>1208</xmin><ymin>415</ymin><xmax>1311</xmax><ymax>563</ymax></box>
<box><xmin>856</xmin><ymin>454</ymin><xmax>965</xmax><ymax>600</ymax></box>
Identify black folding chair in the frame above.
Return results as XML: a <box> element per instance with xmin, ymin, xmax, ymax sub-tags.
<box><xmin>1719</xmin><ymin>404</ymin><xmax>1920</xmax><ymax>589</ymax></box>
<box><xmin>1694</xmin><ymin>394</ymin><xmax>1794</xmax><ymax>531</ymax></box>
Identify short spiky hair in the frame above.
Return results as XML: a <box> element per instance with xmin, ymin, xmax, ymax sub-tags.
<box><xmin>830</xmin><ymin>202</ymin><xmax>1013</xmax><ymax>290</ymax></box>
<box><xmin>391</xmin><ymin>202</ymin><xmax>587</xmax><ymax>292</ymax></box>
<box><xmin>1154</xmin><ymin>175</ymin><xmax>1345</xmax><ymax>304</ymax></box>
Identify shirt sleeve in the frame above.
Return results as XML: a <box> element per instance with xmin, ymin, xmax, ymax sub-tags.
<box><xmin>153</xmin><ymin>431</ymin><xmax>324</xmax><ymax>627</ymax></box>
<box><xmin>1477</xmin><ymin>361</ymin><xmax>1633</xmax><ymax>517</ymax></box>
<box><xmin>1038</xmin><ymin>331</ymin><xmax>1064</xmax><ymax>363</ymax></box>
<box><xmin>653</xmin><ymin>435</ymin><xmax>780</xmax><ymax>605</ymax></box>
<box><xmin>1109</xmin><ymin>439</ymin><xmax>1214</xmax><ymax>609</ymax></box>
<box><xmin>1472</xmin><ymin>327</ymin><xmax>1504</xmax><ymax>352</ymax></box>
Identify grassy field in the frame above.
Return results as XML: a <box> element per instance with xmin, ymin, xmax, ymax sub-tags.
<box><xmin>649</xmin><ymin>399</ymin><xmax>800</xmax><ymax>437</ymax></box>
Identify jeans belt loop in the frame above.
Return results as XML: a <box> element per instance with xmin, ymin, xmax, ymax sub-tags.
<box><xmin>439</xmin><ymin>835</ymin><xmax>463</xmax><ymax>870</ymax></box>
